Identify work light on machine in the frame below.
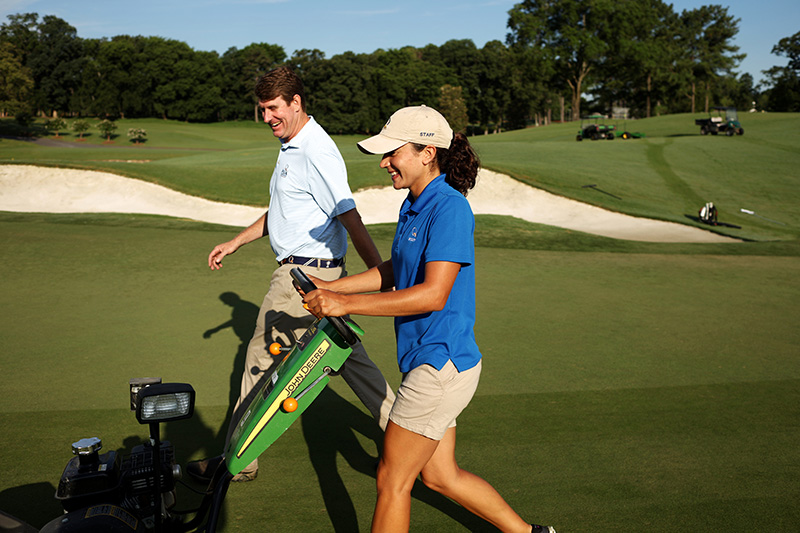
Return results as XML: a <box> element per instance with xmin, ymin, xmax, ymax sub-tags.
<box><xmin>130</xmin><ymin>378</ymin><xmax>195</xmax><ymax>424</ymax></box>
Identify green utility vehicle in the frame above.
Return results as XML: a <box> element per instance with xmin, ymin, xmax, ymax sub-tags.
<box><xmin>695</xmin><ymin>106</ymin><xmax>744</xmax><ymax>136</ymax></box>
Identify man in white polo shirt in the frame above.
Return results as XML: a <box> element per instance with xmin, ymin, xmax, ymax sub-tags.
<box><xmin>189</xmin><ymin>66</ymin><xmax>395</xmax><ymax>482</ymax></box>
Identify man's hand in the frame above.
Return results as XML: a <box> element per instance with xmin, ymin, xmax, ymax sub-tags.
<box><xmin>208</xmin><ymin>241</ymin><xmax>239</xmax><ymax>270</ymax></box>
<box><xmin>208</xmin><ymin>212</ymin><xmax>268</xmax><ymax>270</ymax></box>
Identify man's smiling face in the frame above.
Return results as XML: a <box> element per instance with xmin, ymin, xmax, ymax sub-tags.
<box><xmin>258</xmin><ymin>94</ymin><xmax>306</xmax><ymax>142</ymax></box>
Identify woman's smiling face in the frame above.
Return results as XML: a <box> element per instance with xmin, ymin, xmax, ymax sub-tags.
<box><xmin>380</xmin><ymin>143</ymin><xmax>438</xmax><ymax>198</ymax></box>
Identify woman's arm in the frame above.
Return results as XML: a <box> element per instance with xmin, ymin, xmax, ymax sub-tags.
<box><xmin>308</xmin><ymin>260</ymin><xmax>394</xmax><ymax>295</ymax></box>
<box><xmin>304</xmin><ymin>260</ymin><xmax>460</xmax><ymax>318</ymax></box>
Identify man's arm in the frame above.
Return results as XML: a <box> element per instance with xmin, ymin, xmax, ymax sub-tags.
<box><xmin>337</xmin><ymin>208</ymin><xmax>382</xmax><ymax>269</ymax></box>
<box><xmin>208</xmin><ymin>211</ymin><xmax>268</xmax><ymax>270</ymax></box>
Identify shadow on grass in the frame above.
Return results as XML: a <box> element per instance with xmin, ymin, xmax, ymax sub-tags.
<box><xmin>302</xmin><ymin>387</ymin><xmax>501</xmax><ymax>532</ymax></box>
<box><xmin>0</xmin><ymin>482</ymin><xmax>60</xmax><ymax>529</ymax></box>
<box><xmin>118</xmin><ymin>290</ymin><xmax>502</xmax><ymax>531</ymax></box>
<box><xmin>197</xmin><ymin>291</ymin><xmax>259</xmax><ymax>453</ymax></box>
<box><xmin>683</xmin><ymin>214</ymin><xmax>742</xmax><ymax>229</ymax></box>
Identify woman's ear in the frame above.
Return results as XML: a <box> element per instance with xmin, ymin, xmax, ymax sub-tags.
<box><xmin>421</xmin><ymin>145</ymin><xmax>437</xmax><ymax>166</ymax></box>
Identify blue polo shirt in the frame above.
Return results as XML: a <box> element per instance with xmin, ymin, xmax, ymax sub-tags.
<box><xmin>392</xmin><ymin>174</ymin><xmax>481</xmax><ymax>373</ymax></box>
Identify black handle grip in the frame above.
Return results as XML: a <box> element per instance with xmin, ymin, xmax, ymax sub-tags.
<box><xmin>290</xmin><ymin>267</ymin><xmax>358</xmax><ymax>346</ymax></box>
<box><xmin>290</xmin><ymin>267</ymin><xmax>317</xmax><ymax>294</ymax></box>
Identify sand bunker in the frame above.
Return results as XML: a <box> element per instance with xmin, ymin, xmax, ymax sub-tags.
<box><xmin>0</xmin><ymin>164</ymin><xmax>737</xmax><ymax>243</ymax></box>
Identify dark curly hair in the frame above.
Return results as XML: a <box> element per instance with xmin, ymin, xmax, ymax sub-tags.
<box><xmin>412</xmin><ymin>133</ymin><xmax>479</xmax><ymax>196</ymax></box>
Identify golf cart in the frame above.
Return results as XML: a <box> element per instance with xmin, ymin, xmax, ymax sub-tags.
<box><xmin>695</xmin><ymin>106</ymin><xmax>744</xmax><ymax>136</ymax></box>
<box><xmin>576</xmin><ymin>114</ymin><xmax>616</xmax><ymax>141</ymax></box>
<box><xmin>5</xmin><ymin>268</ymin><xmax>361</xmax><ymax>533</ymax></box>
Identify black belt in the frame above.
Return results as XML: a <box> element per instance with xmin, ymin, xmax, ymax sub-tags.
<box><xmin>279</xmin><ymin>256</ymin><xmax>344</xmax><ymax>269</ymax></box>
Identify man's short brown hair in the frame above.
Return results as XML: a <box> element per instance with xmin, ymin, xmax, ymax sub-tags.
<box><xmin>254</xmin><ymin>66</ymin><xmax>306</xmax><ymax>112</ymax></box>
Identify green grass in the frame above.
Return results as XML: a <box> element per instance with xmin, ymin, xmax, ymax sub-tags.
<box><xmin>0</xmin><ymin>114</ymin><xmax>799</xmax><ymax>531</ymax></box>
<box><xmin>0</xmin><ymin>212</ymin><xmax>798</xmax><ymax>531</ymax></box>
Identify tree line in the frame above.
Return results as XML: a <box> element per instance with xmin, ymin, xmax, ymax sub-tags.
<box><xmin>0</xmin><ymin>1</ymin><xmax>797</xmax><ymax>135</ymax></box>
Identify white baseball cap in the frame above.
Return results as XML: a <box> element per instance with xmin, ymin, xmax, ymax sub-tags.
<box><xmin>358</xmin><ymin>105</ymin><xmax>453</xmax><ymax>154</ymax></box>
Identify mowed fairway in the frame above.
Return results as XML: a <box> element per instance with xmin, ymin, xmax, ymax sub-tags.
<box><xmin>1</xmin><ymin>113</ymin><xmax>799</xmax><ymax>531</ymax></box>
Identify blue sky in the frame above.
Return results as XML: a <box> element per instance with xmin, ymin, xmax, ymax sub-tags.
<box><xmin>1</xmin><ymin>0</ymin><xmax>797</xmax><ymax>85</ymax></box>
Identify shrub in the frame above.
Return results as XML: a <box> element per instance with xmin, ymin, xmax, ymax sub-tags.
<box><xmin>44</xmin><ymin>117</ymin><xmax>68</xmax><ymax>137</ymax></box>
<box><xmin>72</xmin><ymin>119</ymin><xmax>90</xmax><ymax>140</ymax></box>
<box><xmin>127</xmin><ymin>127</ymin><xmax>147</xmax><ymax>144</ymax></box>
<box><xmin>97</xmin><ymin>119</ymin><xmax>117</xmax><ymax>141</ymax></box>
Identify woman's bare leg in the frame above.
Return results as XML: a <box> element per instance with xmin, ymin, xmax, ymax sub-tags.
<box><xmin>420</xmin><ymin>427</ymin><xmax>532</xmax><ymax>533</ymax></box>
<box><xmin>371</xmin><ymin>421</ymin><xmax>440</xmax><ymax>533</ymax></box>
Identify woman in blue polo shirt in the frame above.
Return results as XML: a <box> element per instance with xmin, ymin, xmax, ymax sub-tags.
<box><xmin>302</xmin><ymin>106</ymin><xmax>555</xmax><ymax>533</ymax></box>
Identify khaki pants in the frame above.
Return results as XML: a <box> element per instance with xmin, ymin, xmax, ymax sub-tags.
<box><xmin>227</xmin><ymin>262</ymin><xmax>395</xmax><ymax>474</ymax></box>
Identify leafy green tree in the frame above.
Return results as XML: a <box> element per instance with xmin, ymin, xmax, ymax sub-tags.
<box><xmin>13</xmin><ymin>14</ymin><xmax>85</xmax><ymax>116</ymax></box>
<box><xmin>0</xmin><ymin>13</ymin><xmax>40</xmax><ymax>117</ymax></box>
<box><xmin>761</xmin><ymin>31</ymin><xmax>800</xmax><ymax>111</ymax></box>
<box><xmin>0</xmin><ymin>40</ymin><xmax>33</xmax><ymax>116</ymax></box>
<box><xmin>772</xmin><ymin>31</ymin><xmax>800</xmax><ymax>72</ymax></box>
<box><xmin>289</xmin><ymin>48</ymin><xmax>331</xmax><ymax>123</ymax></box>
<box><xmin>90</xmin><ymin>35</ymin><xmax>142</xmax><ymax>117</ymax></box>
<box><xmin>598</xmin><ymin>0</ymin><xmax>680</xmax><ymax>117</ymax></box>
<box><xmin>147</xmin><ymin>37</ymin><xmax>195</xmax><ymax>119</ymax></box>
<box><xmin>438</xmin><ymin>84</ymin><xmax>468</xmax><ymax>134</ymax></box>
<box><xmin>720</xmin><ymin>72</ymin><xmax>760</xmax><ymax>110</ymax></box>
<box><xmin>151</xmin><ymin>43</ymin><xmax>226</xmax><ymax>122</ymax></box>
<box><xmin>71</xmin><ymin>118</ymin><xmax>89</xmax><ymax>139</ymax></box>
<box><xmin>44</xmin><ymin>116</ymin><xmax>66</xmax><ymax>136</ymax></box>
<box><xmin>127</xmin><ymin>127</ymin><xmax>146</xmax><ymax>144</ymax></box>
<box><xmin>677</xmin><ymin>5</ymin><xmax>744</xmax><ymax>113</ymax></box>
<box><xmin>15</xmin><ymin>110</ymin><xmax>33</xmax><ymax>132</ymax></box>
<box><xmin>369</xmin><ymin>47</ymin><xmax>447</xmax><ymax>130</ymax></box>
<box><xmin>474</xmin><ymin>40</ymin><xmax>512</xmax><ymax>133</ymax></box>
<box><xmin>505</xmin><ymin>6</ymin><xmax>556</xmax><ymax>126</ymax></box>
<box><xmin>301</xmin><ymin>51</ymin><xmax>378</xmax><ymax>134</ymax></box>
<box><xmin>437</xmin><ymin>40</ymin><xmax>482</xmax><ymax>123</ymax></box>
<box><xmin>0</xmin><ymin>13</ymin><xmax>38</xmax><ymax>62</ymax></box>
<box><xmin>507</xmin><ymin>0</ymin><xmax>613</xmax><ymax>120</ymax></box>
<box><xmin>221</xmin><ymin>43</ymin><xmax>285</xmax><ymax>120</ymax></box>
<box><xmin>69</xmin><ymin>38</ymin><xmax>108</xmax><ymax>116</ymax></box>
<box><xmin>184</xmin><ymin>50</ymin><xmax>227</xmax><ymax>122</ymax></box>
<box><xmin>97</xmin><ymin>118</ymin><xmax>117</xmax><ymax>141</ymax></box>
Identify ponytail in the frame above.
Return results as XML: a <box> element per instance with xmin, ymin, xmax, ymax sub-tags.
<box><xmin>439</xmin><ymin>133</ymin><xmax>479</xmax><ymax>196</ymax></box>
<box><xmin>413</xmin><ymin>133</ymin><xmax>480</xmax><ymax>196</ymax></box>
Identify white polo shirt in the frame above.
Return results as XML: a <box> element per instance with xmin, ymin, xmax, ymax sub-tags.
<box><xmin>267</xmin><ymin>117</ymin><xmax>356</xmax><ymax>262</ymax></box>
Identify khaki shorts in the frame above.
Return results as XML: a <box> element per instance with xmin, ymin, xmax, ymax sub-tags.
<box><xmin>389</xmin><ymin>359</ymin><xmax>482</xmax><ymax>440</ymax></box>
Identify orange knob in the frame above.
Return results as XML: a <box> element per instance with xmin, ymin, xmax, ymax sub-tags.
<box><xmin>269</xmin><ymin>343</ymin><xmax>283</xmax><ymax>356</ymax></box>
<box><xmin>283</xmin><ymin>397</ymin><xmax>298</xmax><ymax>412</ymax></box>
